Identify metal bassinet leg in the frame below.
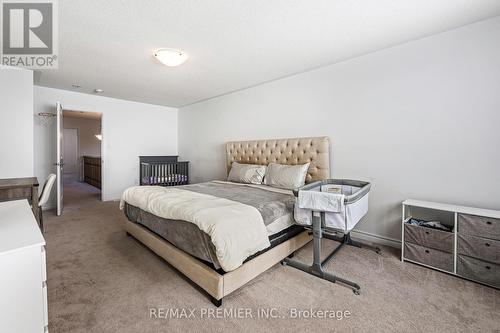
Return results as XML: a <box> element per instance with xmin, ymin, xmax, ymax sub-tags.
<box><xmin>283</xmin><ymin>213</ymin><xmax>361</xmax><ymax>295</ymax></box>
<box><xmin>326</xmin><ymin>232</ymin><xmax>381</xmax><ymax>254</ymax></box>
<box><xmin>321</xmin><ymin>233</ymin><xmax>360</xmax><ymax>266</ymax></box>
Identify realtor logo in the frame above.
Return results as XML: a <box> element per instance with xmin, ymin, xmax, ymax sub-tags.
<box><xmin>1</xmin><ymin>0</ymin><xmax>58</xmax><ymax>69</ymax></box>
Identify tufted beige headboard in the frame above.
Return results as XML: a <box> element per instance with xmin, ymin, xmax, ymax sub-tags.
<box><xmin>226</xmin><ymin>136</ymin><xmax>330</xmax><ymax>184</ymax></box>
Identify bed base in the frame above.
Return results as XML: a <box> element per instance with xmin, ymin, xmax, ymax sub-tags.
<box><xmin>124</xmin><ymin>219</ymin><xmax>312</xmax><ymax>307</ymax></box>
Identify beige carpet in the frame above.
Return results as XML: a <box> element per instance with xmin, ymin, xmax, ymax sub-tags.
<box><xmin>43</xmin><ymin>181</ymin><xmax>500</xmax><ymax>332</ymax></box>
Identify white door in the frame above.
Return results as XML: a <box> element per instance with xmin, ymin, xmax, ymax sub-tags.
<box><xmin>56</xmin><ymin>102</ymin><xmax>64</xmax><ymax>216</ymax></box>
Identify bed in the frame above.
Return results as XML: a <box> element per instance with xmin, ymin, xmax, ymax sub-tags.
<box><xmin>121</xmin><ymin>136</ymin><xmax>330</xmax><ymax>306</ymax></box>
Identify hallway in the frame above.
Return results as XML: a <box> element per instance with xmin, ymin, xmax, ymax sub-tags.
<box><xmin>63</xmin><ymin>174</ymin><xmax>101</xmax><ymax>210</ymax></box>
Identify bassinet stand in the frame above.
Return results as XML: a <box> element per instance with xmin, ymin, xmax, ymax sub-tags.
<box><xmin>283</xmin><ymin>179</ymin><xmax>380</xmax><ymax>295</ymax></box>
<box><xmin>283</xmin><ymin>212</ymin><xmax>363</xmax><ymax>294</ymax></box>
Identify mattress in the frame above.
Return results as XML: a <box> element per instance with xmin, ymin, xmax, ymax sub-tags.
<box><xmin>123</xmin><ymin>181</ymin><xmax>299</xmax><ymax>271</ymax></box>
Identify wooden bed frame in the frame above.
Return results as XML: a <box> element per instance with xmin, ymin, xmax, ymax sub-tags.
<box><xmin>125</xmin><ymin>136</ymin><xmax>330</xmax><ymax>306</ymax></box>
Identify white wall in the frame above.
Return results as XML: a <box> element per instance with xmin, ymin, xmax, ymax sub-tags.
<box><xmin>0</xmin><ymin>67</ymin><xmax>34</xmax><ymax>178</ymax></box>
<box><xmin>63</xmin><ymin>117</ymin><xmax>101</xmax><ymax>178</ymax></box>
<box><xmin>34</xmin><ymin>86</ymin><xmax>178</xmax><ymax>205</ymax></box>
<box><xmin>179</xmin><ymin>17</ymin><xmax>500</xmax><ymax>243</ymax></box>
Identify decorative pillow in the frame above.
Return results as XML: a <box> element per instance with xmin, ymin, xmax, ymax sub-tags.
<box><xmin>264</xmin><ymin>162</ymin><xmax>310</xmax><ymax>190</ymax></box>
<box><xmin>227</xmin><ymin>162</ymin><xmax>267</xmax><ymax>184</ymax></box>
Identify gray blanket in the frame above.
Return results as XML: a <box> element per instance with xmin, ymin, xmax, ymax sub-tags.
<box><xmin>181</xmin><ymin>181</ymin><xmax>295</xmax><ymax>226</ymax></box>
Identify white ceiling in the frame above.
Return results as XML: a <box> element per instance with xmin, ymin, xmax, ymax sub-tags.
<box><xmin>35</xmin><ymin>0</ymin><xmax>500</xmax><ymax>107</ymax></box>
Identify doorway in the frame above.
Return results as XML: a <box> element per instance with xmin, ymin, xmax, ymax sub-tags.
<box><xmin>62</xmin><ymin>110</ymin><xmax>103</xmax><ymax>208</ymax></box>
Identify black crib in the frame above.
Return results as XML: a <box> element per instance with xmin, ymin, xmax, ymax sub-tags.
<box><xmin>139</xmin><ymin>156</ymin><xmax>189</xmax><ymax>186</ymax></box>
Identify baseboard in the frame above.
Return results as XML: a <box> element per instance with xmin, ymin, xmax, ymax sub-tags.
<box><xmin>350</xmin><ymin>229</ymin><xmax>401</xmax><ymax>249</ymax></box>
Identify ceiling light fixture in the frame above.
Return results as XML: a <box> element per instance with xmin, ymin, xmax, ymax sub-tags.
<box><xmin>153</xmin><ymin>48</ymin><xmax>188</xmax><ymax>67</ymax></box>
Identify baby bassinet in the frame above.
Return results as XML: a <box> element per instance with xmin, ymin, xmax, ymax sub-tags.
<box><xmin>294</xmin><ymin>179</ymin><xmax>371</xmax><ymax>232</ymax></box>
<box><xmin>283</xmin><ymin>179</ymin><xmax>373</xmax><ymax>295</ymax></box>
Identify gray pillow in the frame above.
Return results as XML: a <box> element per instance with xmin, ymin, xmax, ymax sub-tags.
<box><xmin>264</xmin><ymin>162</ymin><xmax>310</xmax><ymax>190</ymax></box>
<box><xmin>227</xmin><ymin>162</ymin><xmax>267</xmax><ymax>184</ymax></box>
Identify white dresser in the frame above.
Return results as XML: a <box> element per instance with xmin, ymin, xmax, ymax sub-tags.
<box><xmin>402</xmin><ymin>199</ymin><xmax>500</xmax><ymax>289</ymax></box>
<box><xmin>0</xmin><ymin>200</ymin><xmax>48</xmax><ymax>333</ymax></box>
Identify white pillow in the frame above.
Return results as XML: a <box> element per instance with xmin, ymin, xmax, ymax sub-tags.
<box><xmin>264</xmin><ymin>162</ymin><xmax>310</xmax><ymax>190</ymax></box>
<box><xmin>227</xmin><ymin>162</ymin><xmax>266</xmax><ymax>184</ymax></box>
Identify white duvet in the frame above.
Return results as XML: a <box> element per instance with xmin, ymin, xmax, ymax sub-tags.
<box><xmin>120</xmin><ymin>186</ymin><xmax>271</xmax><ymax>271</ymax></box>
